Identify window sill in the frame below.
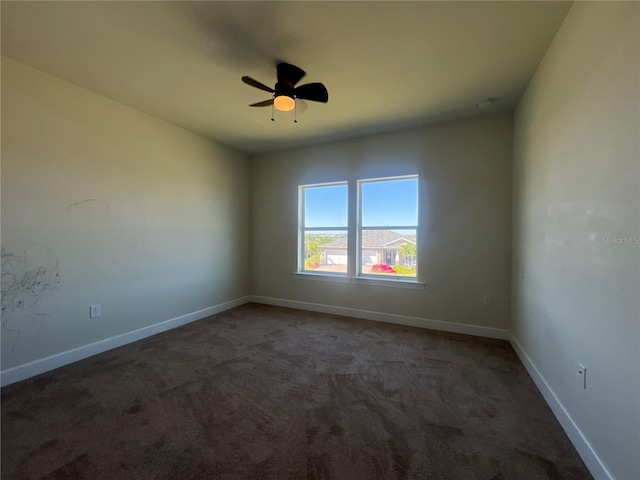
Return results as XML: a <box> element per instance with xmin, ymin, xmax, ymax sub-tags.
<box><xmin>292</xmin><ymin>272</ymin><xmax>425</xmax><ymax>290</ymax></box>
<box><xmin>293</xmin><ymin>272</ymin><xmax>351</xmax><ymax>283</ymax></box>
<box><xmin>352</xmin><ymin>276</ymin><xmax>425</xmax><ymax>290</ymax></box>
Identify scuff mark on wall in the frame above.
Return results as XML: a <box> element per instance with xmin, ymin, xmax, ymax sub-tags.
<box><xmin>67</xmin><ymin>199</ymin><xmax>109</xmax><ymax>222</ymax></box>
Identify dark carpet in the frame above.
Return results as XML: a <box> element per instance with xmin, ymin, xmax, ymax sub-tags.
<box><xmin>1</xmin><ymin>303</ymin><xmax>590</xmax><ymax>479</ymax></box>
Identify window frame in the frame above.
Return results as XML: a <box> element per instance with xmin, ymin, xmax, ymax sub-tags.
<box><xmin>296</xmin><ymin>175</ymin><xmax>423</xmax><ymax>289</ymax></box>
<box><xmin>356</xmin><ymin>174</ymin><xmax>419</xmax><ymax>281</ymax></box>
<box><xmin>298</xmin><ymin>181</ymin><xmax>349</xmax><ymax>276</ymax></box>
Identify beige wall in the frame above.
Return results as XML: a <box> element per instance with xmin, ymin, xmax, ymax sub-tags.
<box><xmin>251</xmin><ymin>114</ymin><xmax>513</xmax><ymax>330</ymax></box>
<box><xmin>512</xmin><ymin>3</ymin><xmax>639</xmax><ymax>478</ymax></box>
<box><xmin>1</xmin><ymin>57</ymin><xmax>251</xmax><ymax>370</ymax></box>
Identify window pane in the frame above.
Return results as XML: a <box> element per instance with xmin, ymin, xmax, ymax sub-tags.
<box><xmin>361</xmin><ymin>177</ymin><xmax>418</xmax><ymax>227</ymax></box>
<box><xmin>359</xmin><ymin>229</ymin><xmax>416</xmax><ymax>277</ymax></box>
<box><xmin>304</xmin><ymin>231</ymin><xmax>348</xmax><ymax>273</ymax></box>
<box><xmin>304</xmin><ymin>184</ymin><xmax>348</xmax><ymax>228</ymax></box>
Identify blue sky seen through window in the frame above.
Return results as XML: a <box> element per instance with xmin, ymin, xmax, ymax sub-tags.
<box><xmin>304</xmin><ymin>177</ymin><xmax>418</xmax><ymax>228</ymax></box>
<box><xmin>304</xmin><ymin>184</ymin><xmax>348</xmax><ymax>228</ymax></box>
<box><xmin>361</xmin><ymin>177</ymin><xmax>418</xmax><ymax>226</ymax></box>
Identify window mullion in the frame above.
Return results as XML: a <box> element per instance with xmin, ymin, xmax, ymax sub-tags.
<box><xmin>351</xmin><ymin>179</ymin><xmax>360</xmax><ymax>278</ymax></box>
<box><xmin>298</xmin><ymin>185</ymin><xmax>304</xmax><ymax>272</ymax></box>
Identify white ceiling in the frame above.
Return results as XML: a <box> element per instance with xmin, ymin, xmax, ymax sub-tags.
<box><xmin>1</xmin><ymin>1</ymin><xmax>572</xmax><ymax>154</ymax></box>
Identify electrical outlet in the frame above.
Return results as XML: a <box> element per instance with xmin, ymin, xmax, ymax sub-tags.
<box><xmin>578</xmin><ymin>363</ymin><xmax>586</xmax><ymax>389</ymax></box>
<box><xmin>90</xmin><ymin>304</ymin><xmax>101</xmax><ymax>318</ymax></box>
<box><xmin>482</xmin><ymin>294</ymin><xmax>492</xmax><ymax>306</ymax></box>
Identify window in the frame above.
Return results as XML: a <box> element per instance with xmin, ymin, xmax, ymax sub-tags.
<box><xmin>299</xmin><ymin>182</ymin><xmax>348</xmax><ymax>274</ymax></box>
<box><xmin>358</xmin><ymin>175</ymin><xmax>418</xmax><ymax>278</ymax></box>
<box><xmin>298</xmin><ymin>175</ymin><xmax>419</xmax><ymax>284</ymax></box>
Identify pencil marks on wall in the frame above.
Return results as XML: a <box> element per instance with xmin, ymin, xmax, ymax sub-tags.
<box><xmin>67</xmin><ymin>199</ymin><xmax>109</xmax><ymax>223</ymax></box>
<box><xmin>1</xmin><ymin>245</ymin><xmax>61</xmax><ymax>352</ymax></box>
<box><xmin>1</xmin><ymin>200</ymin><xmax>108</xmax><ymax>355</ymax></box>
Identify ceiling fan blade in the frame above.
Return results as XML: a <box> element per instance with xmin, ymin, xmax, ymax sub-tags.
<box><xmin>277</xmin><ymin>63</ymin><xmax>306</xmax><ymax>86</ymax></box>
<box><xmin>242</xmin><ymin>76</ymin><xmax>274</xmax><ymax>93</ymax></box>
<box><xmin>294</xmin><ymin>83</ymin><xmax>328</xmax><ymax>103</ymax></box>
<box><xmin>249</xmin><ymin>99</ymin><xmax>274</xmax><ymax>107</ymax></box>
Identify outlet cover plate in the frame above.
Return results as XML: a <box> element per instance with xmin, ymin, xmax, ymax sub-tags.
<box><xmin>578</xmin><ymin>363</ymin><xmax>586</xmax><ymax>389</ymax></box>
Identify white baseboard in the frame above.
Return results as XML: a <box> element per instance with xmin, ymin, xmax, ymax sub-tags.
<box><xmin>509</xmin><ymin>334</ymin><xmax>613</xmax><ymax>480</ymax></box>
<box><xmin>0</xmin><ymin>296</ymin><xmax>251</xmax><ymax>387</ymax></box>
<box><xmin>249</xmin><ymin>295</ymin><xmax>510</xmax><ymax>340</ymax></box>
<box><xmin>0</xmin><ymin>294</ymin><xmax>611</xmax><ymax>480</ymax></box>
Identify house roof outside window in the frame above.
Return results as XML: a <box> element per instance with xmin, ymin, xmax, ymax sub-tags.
<box><xmin>320</xmin><ymin>230</ymin><xmax>415</xmax><ymax>250</ymax></box>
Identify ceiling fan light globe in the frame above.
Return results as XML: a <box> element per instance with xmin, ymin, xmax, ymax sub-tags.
<box><xmin>274</xmin><ymin>95</ymin><xmax>295</xmax><ymax>112</ymax></box>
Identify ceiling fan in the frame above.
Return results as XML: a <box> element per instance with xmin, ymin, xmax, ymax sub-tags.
<box><xmin>242</xmin><ymin>63</ymin><xmax>328</xmax><ymax>116</ymax></box>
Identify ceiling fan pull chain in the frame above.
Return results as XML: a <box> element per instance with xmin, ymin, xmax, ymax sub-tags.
<box><xmin>294</xmin><ymin>101</ymin><xmax>298</xmax><ymax>124</ymax></box>
<box><xmin>271</xmin><ymin>102</ymin><xmax>275</xmax><ymax>122</ymax></box>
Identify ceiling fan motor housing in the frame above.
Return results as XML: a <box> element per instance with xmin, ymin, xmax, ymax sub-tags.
<box><xmin>275</xmin><ymin>82</ymin><xmax>295</xmax><ymax>99</ymax></box>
